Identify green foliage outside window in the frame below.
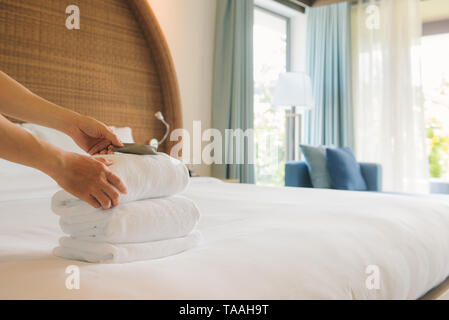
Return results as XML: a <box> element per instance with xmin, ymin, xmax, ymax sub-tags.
<box><xmin>254</xmin><ymin>87</ymin><xmax>286</xmax><ymax>186</ymax></box>
<box><xmin>427</xmin><ymin>117</ymin><xmax>449</xmax><ymax>178</ymax></box>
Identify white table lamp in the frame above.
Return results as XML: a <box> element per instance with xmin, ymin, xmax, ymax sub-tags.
<box><xmin>273</xmin><ymin>72</ymin><xmax>314</xmax><ymax>161</ymax></box>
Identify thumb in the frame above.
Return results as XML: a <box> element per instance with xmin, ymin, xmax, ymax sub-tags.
<box><xmin>101</xmin><ymin>126</ymin><xmax>123</xmax><ymax>147</ymax></box>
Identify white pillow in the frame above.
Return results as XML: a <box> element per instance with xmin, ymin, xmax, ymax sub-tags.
<box><xmin>1</xmin><ymin>125</ymin><xmax>57</xmax><ymax>181</ymax></box>
<box><xmin>0</xmin><ymin>124</ymin><xmax>136</xmax><ymax>200</ymax></box>
<box><xmin>22</xmin><ymin>124</ymin><xmax>135</xmax><ymax>154</ymax></box>
<box><xmin>0</xmin><ymin>158</ymin><xmax>58</xmax><ymax>200</ymax></box>
<box><xmin>21</xmin><ymin>123</ymin><xmax>87</xmax><ymax>155</ymax></box>
<box><xmin>0</xmin><ymin>124</ymin><xmax>59</xmax><ymax>196</ymax></box>
<box><xmin>109</xmin><ymin>126</ymin><xmax>135</xmax><ymax>144</ymax></box>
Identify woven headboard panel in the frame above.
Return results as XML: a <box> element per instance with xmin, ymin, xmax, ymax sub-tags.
<box><xmin>0</xmin><ymin>0</ymin><xmax>182</xmax><ymax>153</ymax></box>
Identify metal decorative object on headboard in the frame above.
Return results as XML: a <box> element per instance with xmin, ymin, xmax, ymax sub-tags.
<box><xmin>0</xmin><ymin>0</ymin><xmax>182</xmax><ymax>154</ymax></box>
<box><xmin>150</xmin><ymin>111</ymin><xmax>170</xmax><ymax>150</ymax></box>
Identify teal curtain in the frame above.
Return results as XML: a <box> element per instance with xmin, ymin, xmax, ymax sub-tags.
<box><xmin>304</xmin><ymin>2</ymin><xmax>353</xmax><ymax>148</ymax></box>
<box><xmin>211</xmin><ymin>0</ymin><xmax>255</xmax><ymax>184</ymax></box>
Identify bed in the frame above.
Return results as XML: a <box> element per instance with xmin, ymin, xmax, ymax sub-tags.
<box><xmin>1</xmin><ymin>0</ymin><xmax>449</xmax><ymax>300</ymax></box>
<box><xmin>1</xmin><ymin>176</ymin><xmax>449</xmax><ymax>299</ymax></box>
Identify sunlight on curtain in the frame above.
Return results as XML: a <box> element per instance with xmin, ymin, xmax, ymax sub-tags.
<box><xmin>352</xmin><ymin>0</ymin><xmax>429</xmax><ymax>193</ymax></box>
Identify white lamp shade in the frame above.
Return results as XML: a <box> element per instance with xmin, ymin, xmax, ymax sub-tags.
<box><xmin>273</xmin><ymin>72</ymin><xmax>314</xmax><ymax>109</ymax></box>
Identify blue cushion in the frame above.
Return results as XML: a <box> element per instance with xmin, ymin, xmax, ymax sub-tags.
<box><xmin>325</xmin><ymin>147</ymin><xmax>367</xmax><ymax>191</ymax></box>
<box><xmin>300</xmin><ymin>145</ymin><xmax>333</xmax><ymax>189</ymax></box>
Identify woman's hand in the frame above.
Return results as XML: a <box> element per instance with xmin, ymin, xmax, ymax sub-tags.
<box><xmin>66</xmin><ymin>115</ymin><xmax>123</xmax><ymax>155</ymax></box>
<box><xmin>0</xmin><ymin>71</ymin><xmax>128</xmax><ymax>209</ymax></box>
<box><xmin>49</xmin><ymin>151</ymin><xmax>128</xmax><ymax>209</ymax></box>
<box><xmin>0</xmin><ymin>71</ymin><xmax>121</xmax><ymax>155</ymax></box>
<box><xmin>48</xmin><ymin>114</ymin><xmax>128</xmax><ymax>208</ymax></box>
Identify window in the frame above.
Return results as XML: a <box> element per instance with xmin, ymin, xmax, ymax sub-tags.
<box><xmin>422</xmin><ymin>33</ymin><xmax>449</xmax><ymax>179</ymax></box>
<box><xmin>253</xmin><ymin>7</ymin><xmax>290</xmax><ymax>186</ymax></box>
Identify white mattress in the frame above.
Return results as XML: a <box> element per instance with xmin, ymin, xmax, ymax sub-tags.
<box><xmin>1</xmin><ymin>177</ymin><xmax>449</xmax><ymax>299</ymax></box>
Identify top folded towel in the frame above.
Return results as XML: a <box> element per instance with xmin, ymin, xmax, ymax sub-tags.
<box><xmin>53</xmin><ymin>153</ymin><xmax>190</xmax><ymax>207</ymax></box>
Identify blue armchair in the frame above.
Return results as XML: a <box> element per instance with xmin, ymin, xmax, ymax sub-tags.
<box><xmin>285</xmin><ymin>161</ymin><xmax>382</xmax><ymax>192</ymax></box>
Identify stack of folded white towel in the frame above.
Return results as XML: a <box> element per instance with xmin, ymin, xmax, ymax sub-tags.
<box><xmin>51</xmin><ymin>153</ymin><xmax>201</xmax><ymax>263</ymax></box>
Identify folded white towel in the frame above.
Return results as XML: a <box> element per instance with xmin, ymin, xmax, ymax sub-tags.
<box><xmin>52</xmin><ymin>153</ymin><xmax>190</xmax><ymax>207</ymax></box>
<box><xmin>53</xmin><ymin>231</ymin><xmax>202</xmax><ymax>263</ymax></box>
<box><xmin>50</xmin><ymin>153</ymin><xmax>199</xmax><ymax>263</ymax></box>
<box><xmin>54</xmin><ymin>196</ymin><xmax>200</xmax><ymax>243</ymax></box>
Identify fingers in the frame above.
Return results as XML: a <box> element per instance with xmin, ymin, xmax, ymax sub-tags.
<box><xmin>102</xmin><ymin>126</ymin><xmax>123</xmax><ymax>147</ymax></box>
<box><xmin>88</xmin><ymin>140</ymin><xmax>112</xmax><ymax>155</ymax></box>
<box><xmin>101</xmin><ymin>183</ymin><xmax>121</xmax><ymax>207</ymax></box>
<box><xmin>99</xmin><ymin>145</ymin><xmax>114</xmax><ymax>155</ymax></box>
<box><xmin>89</xmin><ymin>142</ymin><xmax>116</xmax><ymax>156</ymax></box>
<box><xmin>81</xmin><ymin>195</ymin><xmax>101</xmax><ymax>209</ymax></box>
<box><xmin>88</xmin><ymin>161</ymin><xmax>126</xmax><ymax>210</ymax></box>
<box><xmin>107</xmin><ymin>171</ymin><xmax>128</xmax><ymax>194</ymax></box>
<box><xmin>88</xmin><ymin>195</ymin><xmax>101</xmax><ymax>209</ymax></box>
<box><xmin>90</xmin><ymin>179</ymin><xmax>121</xmax><ymax>209</ymax></box>
<box><xmin>92</xmin><ymin>167</ymin><xmax>125</xmax><ymax>209</ymax></box>
<box><xmin>92</xmin><ymin>190</ymin><xmax>112</xmax><ymax>210</ymax></box>
<box><xmin>95</xmin><ymin>157</ymin><xmax>113</xmax><ymax>166</ymax></box>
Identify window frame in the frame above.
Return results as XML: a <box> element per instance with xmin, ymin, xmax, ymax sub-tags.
<box><xmin>253</xmin><ymin>5</ymin><xmax>293</xmax><ymax>185</ymax></box>
<box><xmin>421</xmin><ymin>32</ymin><xmax>449</xmax><ymax>180</ymax></box>
<box><xmin>254</xmin><ymin>5</ymin><xmax>292</xmax><ymax>73</ymax></box>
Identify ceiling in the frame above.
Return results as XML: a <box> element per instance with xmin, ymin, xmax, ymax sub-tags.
<box><xmin>421</xmin><ymin>0</ymin><xmax>449</xmax><ymax>23</ymax></box>
<box><xmin>295</xmin><ymin>0</ymin><xmax>449</xmax><ymax>23</ymax></box>
<box><xmin>290</xmin><ymin>0</ymin><xmax>449</xmax><ymax>36</ymax></box>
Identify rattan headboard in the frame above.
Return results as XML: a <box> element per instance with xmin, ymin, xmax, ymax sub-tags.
<box><xmin>0</xmin><ymin>0</ymin><xmax>182</xmax><ymax>153</ymax></box>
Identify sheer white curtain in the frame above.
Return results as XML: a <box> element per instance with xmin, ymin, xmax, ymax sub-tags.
<box><xmin>352</xmin><ymin>0</ymin><xmax>429</xmax><ymax>193</ymax></box>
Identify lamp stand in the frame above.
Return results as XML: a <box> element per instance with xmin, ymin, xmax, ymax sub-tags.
<box><xmin>285</xmin><ymin>106</ymin><xmax>302</xmax><ymax>162</ymax></box>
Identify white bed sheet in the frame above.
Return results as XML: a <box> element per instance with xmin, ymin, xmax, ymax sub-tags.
<box><xmin>1</xmin><ymin>177</ymin><xmax>449</xmax><ymax>299</ymax></box>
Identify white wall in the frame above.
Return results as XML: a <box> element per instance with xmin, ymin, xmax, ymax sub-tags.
<box><xmin>150</xmin><ymin>0</ymin><xmax>217</xmax><ymax>177</ymax></box>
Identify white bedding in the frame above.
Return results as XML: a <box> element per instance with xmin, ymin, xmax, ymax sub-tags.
<box><xmin>1</xmin><ymin>177</ymin><xmax>449</xmax><ymax>299</ymax></box>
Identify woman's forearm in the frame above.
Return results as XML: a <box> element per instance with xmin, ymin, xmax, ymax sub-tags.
<box><xmin>0</xmin><ymin>114</ymin><xmax>127</xmax><ymax>209</ymax></box>
<box><xmin>0</xmin><ymin>114</ymin><xmax>65</xmax><ymax>175</ymax></box>
<box><xmin>0</xmin><ymin>71</ymin><xmax>127</xmax><ymax>209</ymax></box>
<box><xmin>0</xmin><ymin>71</ymin><xmax>79</xmax><ymax>134</ymax></box>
